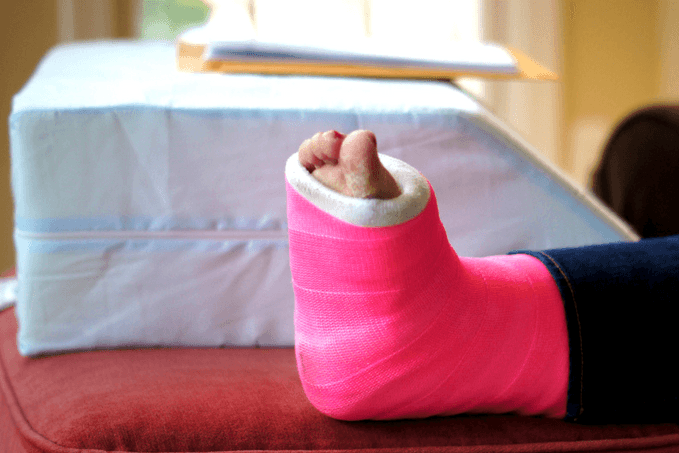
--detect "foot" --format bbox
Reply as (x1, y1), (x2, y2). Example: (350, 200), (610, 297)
(286, 165), (570, 420)
(286, 144), (570, 421)
(298, 130), (402, 199)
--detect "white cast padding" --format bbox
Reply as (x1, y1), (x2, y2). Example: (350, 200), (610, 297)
(285, 152), (430, 227)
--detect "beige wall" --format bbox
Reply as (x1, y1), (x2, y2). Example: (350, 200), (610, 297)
(482, 0), (563, 167)
(561, 0), (664, 188)
(482, 0), (673, 190)
(657, 0), (679, 99)
(57, 0), (140, 41)
(0, 1), (60, 272)
(0, 1), (138, 272)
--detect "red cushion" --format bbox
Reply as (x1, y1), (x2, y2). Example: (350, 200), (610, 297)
(1, 308), (678, 452)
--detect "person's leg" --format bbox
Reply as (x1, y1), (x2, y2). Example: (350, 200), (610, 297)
(286, 130), (569, 421)
(515, 238), (679, 424)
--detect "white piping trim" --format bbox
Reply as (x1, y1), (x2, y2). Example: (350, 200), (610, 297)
(452, 80), (639, 242)
(14, 229), (288, 241)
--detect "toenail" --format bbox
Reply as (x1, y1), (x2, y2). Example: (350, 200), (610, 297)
(367, 132), (377, 145)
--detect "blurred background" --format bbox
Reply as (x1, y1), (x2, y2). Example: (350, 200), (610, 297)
(1, 0), (677, 270)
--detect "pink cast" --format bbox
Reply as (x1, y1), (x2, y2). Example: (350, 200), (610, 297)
(287, 179), (570, 420)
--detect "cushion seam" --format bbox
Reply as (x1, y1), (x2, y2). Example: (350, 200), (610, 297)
(0, 311), (105, 453)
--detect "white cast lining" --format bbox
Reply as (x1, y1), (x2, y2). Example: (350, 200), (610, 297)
(285, 152), (431, 227)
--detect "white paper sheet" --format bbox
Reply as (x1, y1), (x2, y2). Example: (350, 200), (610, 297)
(204, 37), (518, 74)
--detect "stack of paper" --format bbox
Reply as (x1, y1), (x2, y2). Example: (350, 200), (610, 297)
(176, 26), (556, 80)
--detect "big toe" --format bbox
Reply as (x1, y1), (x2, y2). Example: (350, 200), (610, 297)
(340, 130), (401, 199)
(339, 130), (376, 167)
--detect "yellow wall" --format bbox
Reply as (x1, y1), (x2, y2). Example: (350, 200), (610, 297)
(561, 0), (665, 186)
(0, 1), (59, 271)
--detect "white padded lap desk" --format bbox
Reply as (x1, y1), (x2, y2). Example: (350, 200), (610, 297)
(9, 41), (636, 356)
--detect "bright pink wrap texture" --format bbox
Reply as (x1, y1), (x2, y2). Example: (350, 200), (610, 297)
(286, 179), (569, 421)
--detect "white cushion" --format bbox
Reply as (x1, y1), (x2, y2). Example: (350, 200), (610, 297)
(9, 41), (635, 356)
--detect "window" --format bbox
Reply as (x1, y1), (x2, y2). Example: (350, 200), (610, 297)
(139, 0), (482, 97)
(141, 0), (210, 40)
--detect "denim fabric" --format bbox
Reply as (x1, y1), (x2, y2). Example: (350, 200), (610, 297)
(511, 236), (679, 424)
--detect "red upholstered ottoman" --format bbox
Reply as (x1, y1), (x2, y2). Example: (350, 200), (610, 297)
(1, 308), (678, 453)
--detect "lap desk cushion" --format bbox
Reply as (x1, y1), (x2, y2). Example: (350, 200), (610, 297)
(9, 41), (635, 356)
(1, 309), (678, 453)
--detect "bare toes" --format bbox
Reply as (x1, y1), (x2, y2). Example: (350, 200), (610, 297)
(298, 130), (345, 172)
(298, 139), (324, 172)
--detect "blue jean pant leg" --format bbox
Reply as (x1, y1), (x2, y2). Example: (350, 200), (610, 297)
(511, 235), (679, 424)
